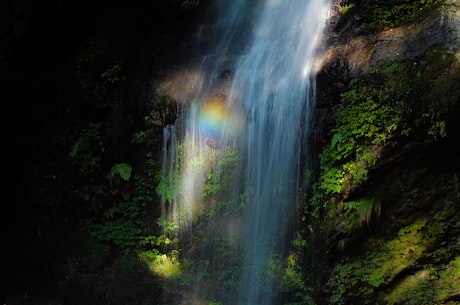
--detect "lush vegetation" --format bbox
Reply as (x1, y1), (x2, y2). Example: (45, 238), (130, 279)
(310, 45), (459, 219)
(299, 27), (460, 305)
(2, 0), (460, 304)
(1, 1), (198, 304)
(339, 0), (440, 31)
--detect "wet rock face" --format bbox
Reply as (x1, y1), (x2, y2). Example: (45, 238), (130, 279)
(312, 1), (460, 160)
(320, 2), (460, 78)
(311, 2), (460, 305)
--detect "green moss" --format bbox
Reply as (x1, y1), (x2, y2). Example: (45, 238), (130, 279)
(326, 220), (427, 304)
(310, 46), (460, 212)
(314, 83), (400, 199)
(451, 257), (460, 277)
(368, 268), (385, 287)
(309, 20), (460, 305)
(384, 258), (460, 304)
(339, 3), (355, 14)
(324, 171), (460, 304)
(359, 0), (439, 32)
(282, 254), (305, 292)
(341, 198), (381, 230)
(384, 269), (435, 304)
(139, 250), (182, 279)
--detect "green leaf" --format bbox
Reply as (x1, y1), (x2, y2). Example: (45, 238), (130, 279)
(70, 141), (80, 158)
(110, 163), (132, 181)
(331, 133), (341, 148)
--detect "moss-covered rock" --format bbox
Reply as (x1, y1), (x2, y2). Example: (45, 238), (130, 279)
(308, 1), (460, 304)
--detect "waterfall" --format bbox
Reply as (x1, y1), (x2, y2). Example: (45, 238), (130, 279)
(160, 0), (331, 304)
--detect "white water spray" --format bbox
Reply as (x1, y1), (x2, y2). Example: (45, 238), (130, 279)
(160, 0), (331, 304)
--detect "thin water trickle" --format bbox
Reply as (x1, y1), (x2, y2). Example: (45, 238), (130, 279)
(160, 0), (331, 304)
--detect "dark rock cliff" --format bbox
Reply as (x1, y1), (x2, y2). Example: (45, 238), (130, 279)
(311, 1), (460, 304)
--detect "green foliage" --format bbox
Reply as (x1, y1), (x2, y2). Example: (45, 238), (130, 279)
(75, 34), (127, 104)
(338, 87), (392, 144)
(155, 146), (243, 303)
(202, 149), (240, 200)
(101, 61), (126, 84)
(384, 262), (460, 304)
(82, 179), (150, 253)
(326, 260), (369, 303)
(312, 48), (460, 304)
(368, 268), (385, 288)
(83, 218), (143, 253)
(358, 0), (438, 31)
(138, 249), (182, 279)
(338, 3), (355, 14)
(131, 131), (147, 144)
(203, 171), (220, 197)
(281, 254), (306, 293)
(156, 173), (177, 205)
(428, 120), (447, 140)
(314, 80), (400, 202)
(157, 218), (179, 233)
(110, 163), (132, 181)
(139, 234), (172, 247)
(292, 232), (307, 248)
(318, 166), (344, 194)
(312, 44), (460, 305)
(342, 198), (381, 229)
(326, 187), (460, 305)
(78, 141), (160, 255)
(67, 27), (151, 257)
(450, 257), (460, 277)
(310, 47), (459, 217)
(327, 220), (427, 304)
(70, 122), (105, 176)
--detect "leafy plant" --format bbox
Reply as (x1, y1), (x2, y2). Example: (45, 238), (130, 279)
(70, 122), (105, 176)
(101, 61), (125, 84)
(338, 2), (355, 14)
(110, 163), (132, 181)
(359, 0), (438, 31)
(156, 173), (177, 205)
(315, 83), (398, 200)
(428, 120), (447, 140)
(281, 253), (306, 293)
(343, 198), (381, 229)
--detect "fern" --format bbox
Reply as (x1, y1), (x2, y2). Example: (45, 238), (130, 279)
(110, 163), (132, 181)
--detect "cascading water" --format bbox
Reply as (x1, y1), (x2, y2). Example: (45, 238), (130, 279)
(160, 0), (331, 304)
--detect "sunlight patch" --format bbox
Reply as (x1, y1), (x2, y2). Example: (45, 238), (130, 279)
(139, 251), (182, 279)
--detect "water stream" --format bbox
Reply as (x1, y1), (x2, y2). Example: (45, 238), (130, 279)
(160, 1), (331, 304)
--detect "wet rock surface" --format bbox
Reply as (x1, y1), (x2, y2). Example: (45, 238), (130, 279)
(312, 2), (460, 304)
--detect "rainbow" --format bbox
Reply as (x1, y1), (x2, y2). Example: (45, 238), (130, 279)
(197, 94), (245, 138)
